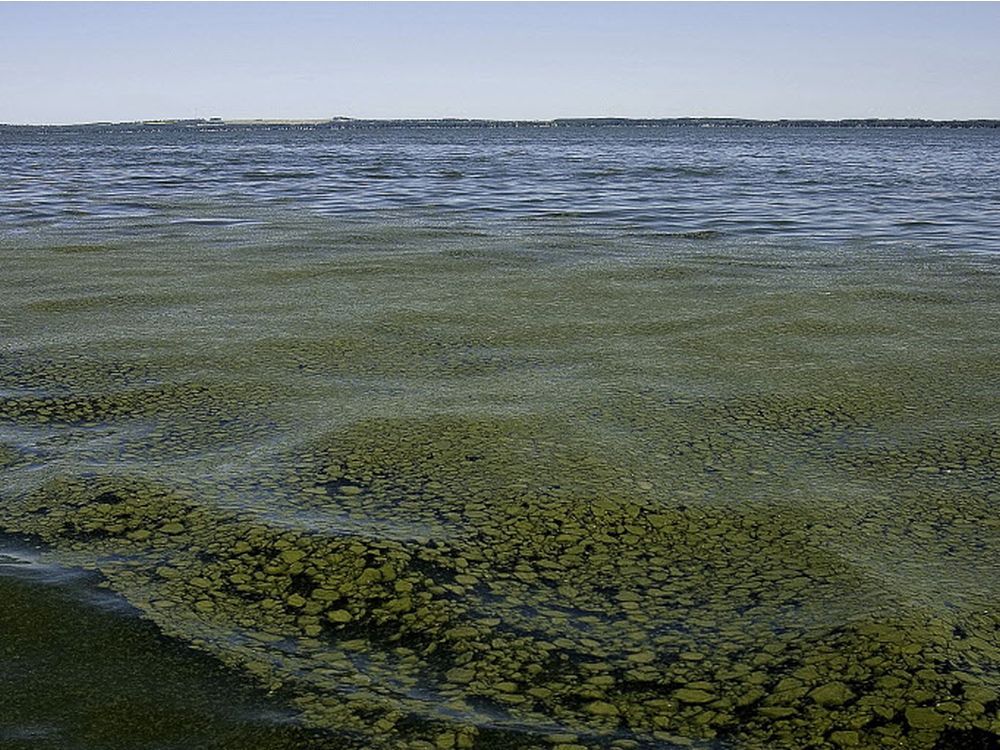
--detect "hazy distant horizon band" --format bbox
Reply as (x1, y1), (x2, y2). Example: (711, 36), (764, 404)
(4, 116), (1000, 129)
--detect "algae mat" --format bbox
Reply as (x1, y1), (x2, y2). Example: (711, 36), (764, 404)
(1, 229), (998, 749)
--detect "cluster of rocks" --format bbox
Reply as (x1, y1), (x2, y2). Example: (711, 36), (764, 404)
(1, 408), (996, 749)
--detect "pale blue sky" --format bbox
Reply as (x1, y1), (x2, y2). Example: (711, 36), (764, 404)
(1, 2), (998, 124)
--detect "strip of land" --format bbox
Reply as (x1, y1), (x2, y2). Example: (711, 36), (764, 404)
(2, 117), (999, 129)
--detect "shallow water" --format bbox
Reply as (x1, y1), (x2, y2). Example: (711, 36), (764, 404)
(0, 533), (330, 750)
(1, 125), (998, 749)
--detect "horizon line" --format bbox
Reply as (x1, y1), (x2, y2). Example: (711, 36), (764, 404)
(4, 115), (1000, 128)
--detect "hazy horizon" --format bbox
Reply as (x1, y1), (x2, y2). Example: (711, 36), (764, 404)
(5, 114), (1000, 128)
(1, 2), (999, 125)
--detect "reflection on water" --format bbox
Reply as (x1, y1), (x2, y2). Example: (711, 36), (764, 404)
(1, 221), (997, 749)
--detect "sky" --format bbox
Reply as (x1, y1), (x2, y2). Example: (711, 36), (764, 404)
(1, 2), (998, 124)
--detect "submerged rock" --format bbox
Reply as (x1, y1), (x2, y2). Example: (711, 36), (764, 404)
(809, 681), (855, 707)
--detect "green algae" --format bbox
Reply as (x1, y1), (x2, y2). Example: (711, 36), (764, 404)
(1, 235), (998, 749)
(0, 443), (18, 468)
(4, 413), (998, 749)
(0, 537), (334, 750)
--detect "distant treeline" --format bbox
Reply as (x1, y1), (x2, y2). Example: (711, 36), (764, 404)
(3, 117), (999, 130)
(551, 117), (1000, 129)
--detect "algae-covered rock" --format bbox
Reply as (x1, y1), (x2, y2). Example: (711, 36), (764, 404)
(809, 681), (855, 707)
(905, 707), (946, 730)
(585, 700), (619, 717)
(674, 689), (715, 705)
(829, 730), (860, 747)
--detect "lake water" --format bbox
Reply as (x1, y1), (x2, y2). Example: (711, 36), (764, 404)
(1, 124), (998, 750)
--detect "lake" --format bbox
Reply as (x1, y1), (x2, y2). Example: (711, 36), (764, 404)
(1, 123), (998, 750)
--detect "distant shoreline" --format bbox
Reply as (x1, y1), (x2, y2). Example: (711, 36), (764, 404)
(2, 116), (999, 129)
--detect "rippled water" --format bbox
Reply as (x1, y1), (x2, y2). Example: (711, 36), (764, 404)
(2, 124), (999, 249)
(1, 125), (998, 750)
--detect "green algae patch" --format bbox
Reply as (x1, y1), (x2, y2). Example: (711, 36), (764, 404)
(0, 443), (19, 468)
(1, 240), (998, 749)
(3, 412), (999, 749)
(808, 682), (855, 707)
(906, 707), (947, 731)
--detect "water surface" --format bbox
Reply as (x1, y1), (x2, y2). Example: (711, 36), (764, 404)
(1, 125), (998, 750)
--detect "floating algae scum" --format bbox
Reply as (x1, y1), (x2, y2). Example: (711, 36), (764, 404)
(0, 226), (998, 750)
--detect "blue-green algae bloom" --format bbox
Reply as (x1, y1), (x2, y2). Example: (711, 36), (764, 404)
(1, 229), (998, 750)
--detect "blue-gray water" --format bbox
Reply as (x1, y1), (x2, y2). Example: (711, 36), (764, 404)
(3, 125), (999, 250)
(1, 125), (998, 750)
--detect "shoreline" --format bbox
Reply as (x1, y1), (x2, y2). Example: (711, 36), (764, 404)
(3, 116), (1000, 130)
